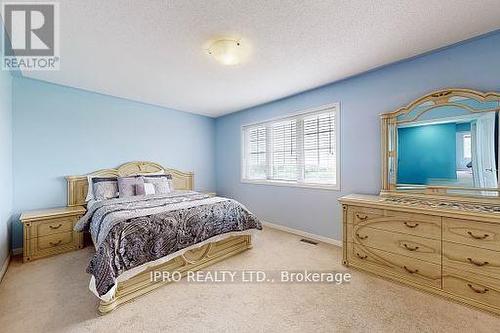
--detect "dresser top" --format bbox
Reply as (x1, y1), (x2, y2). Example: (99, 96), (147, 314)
(20, 206), (86, 222)
(339, 194), (500, 222)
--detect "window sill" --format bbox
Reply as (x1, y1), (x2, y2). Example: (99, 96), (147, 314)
(241, 179), (340, 191)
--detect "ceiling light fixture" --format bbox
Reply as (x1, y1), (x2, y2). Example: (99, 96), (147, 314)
(206, 39), (248, 66)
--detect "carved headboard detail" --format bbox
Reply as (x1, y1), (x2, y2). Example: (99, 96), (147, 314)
(66, 161), (194, 207)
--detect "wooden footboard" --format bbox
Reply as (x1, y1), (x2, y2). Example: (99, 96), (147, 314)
(98, 235), (252, 314)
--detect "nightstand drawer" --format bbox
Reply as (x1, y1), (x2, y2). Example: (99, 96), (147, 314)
(26, 232), (80, 261)
(29, 216), (75, 238)
(35, 232), (74, 250)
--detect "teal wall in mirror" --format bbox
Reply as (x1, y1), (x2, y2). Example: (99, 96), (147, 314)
(384, 87), (500, 196)
(397, 111), (498, 190)
(398, 123), (457, 184)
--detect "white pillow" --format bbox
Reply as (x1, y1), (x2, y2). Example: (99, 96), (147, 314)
(144, 183), (156, 195)
(85, 176), (95, 202)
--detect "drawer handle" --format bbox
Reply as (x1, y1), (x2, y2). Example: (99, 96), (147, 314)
(467, 231), (489, 240)
(467, 258), (489, 267)
(403, 266), (419, 274)
(467, 283), (489, 294)
(355, 232), (368, 240)
(355, 214), (368, 221)
(49, 240), (62, 246)
(356, 253), (368, 260)
(403, 243), (419, 251)
(49, 223), (63, 230)
(403, 222), (419, 229)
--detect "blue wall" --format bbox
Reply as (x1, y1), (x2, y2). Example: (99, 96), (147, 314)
(7, 31), (500, 250)
(215, 31), (500, 241)
(398, 123), (457, 184)
(0, 67), (12, 264)
(11, 78), (216, 250)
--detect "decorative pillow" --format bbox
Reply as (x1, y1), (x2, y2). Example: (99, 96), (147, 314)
(86, 176), (118, 201)
(143, 174), (172, 194)
(93, 180), (119, 200)
(136, 182), (157, 196)
(135, 183), (145, 196)
(117, 176), (144, 198)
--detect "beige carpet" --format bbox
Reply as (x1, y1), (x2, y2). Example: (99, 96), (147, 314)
(0, 227), (499, 333)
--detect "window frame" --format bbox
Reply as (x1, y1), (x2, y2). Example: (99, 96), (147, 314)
(240, 103), (341, 191)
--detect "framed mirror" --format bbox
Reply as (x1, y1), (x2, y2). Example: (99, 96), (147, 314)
(381, 89), (500, 198)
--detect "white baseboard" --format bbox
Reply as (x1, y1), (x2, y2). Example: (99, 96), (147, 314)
(0, 254), (10, 283)
(11, 248), (22, 256)
(262, 221), (342, 247)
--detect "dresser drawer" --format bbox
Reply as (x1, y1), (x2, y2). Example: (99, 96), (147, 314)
(347, 206), (384, 224)
(355, 210), (441, 240)
(443, 241), (500, 279)
(347, 224), (441, 264)
(28, 216), (75, 238)
(443, 218), (500, 251)
(348, 243), (441, 288)
(443, 268), (500, 311)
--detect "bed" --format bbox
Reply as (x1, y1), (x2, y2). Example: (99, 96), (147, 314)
(66, 161), (262, 314)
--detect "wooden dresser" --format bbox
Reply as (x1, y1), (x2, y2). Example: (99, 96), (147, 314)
(20, 206), (86, 262)
(340, 194), (500, 316)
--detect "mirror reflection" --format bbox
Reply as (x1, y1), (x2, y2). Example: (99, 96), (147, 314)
(397, 106), (499, 190)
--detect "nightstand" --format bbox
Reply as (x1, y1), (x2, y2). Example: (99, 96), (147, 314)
(20, 206), (86, 262)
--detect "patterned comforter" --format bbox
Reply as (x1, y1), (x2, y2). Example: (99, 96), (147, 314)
(75, 191), (262, 297)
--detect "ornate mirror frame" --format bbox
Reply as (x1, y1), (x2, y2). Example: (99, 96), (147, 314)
(380, 88), (500, 201)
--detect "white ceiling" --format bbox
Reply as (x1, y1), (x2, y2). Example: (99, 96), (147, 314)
(18, 0), (500, 117)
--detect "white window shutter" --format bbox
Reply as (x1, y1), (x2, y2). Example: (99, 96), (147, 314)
(271, 119), (297, 181)
(244, 126), (267, 180)
(303, 111), (336, 184)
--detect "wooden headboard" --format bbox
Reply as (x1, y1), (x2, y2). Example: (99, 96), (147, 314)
(66, 161), (194, 207)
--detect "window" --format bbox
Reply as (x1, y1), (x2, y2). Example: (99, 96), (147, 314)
(241, 104), (340, 189)
(463, 134), (471, 159)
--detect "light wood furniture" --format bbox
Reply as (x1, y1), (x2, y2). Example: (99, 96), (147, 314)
(340, 194), (500, 316)
(99, 235), (252, 314)
(341, 88), (500, 316)
(66, 161), (195, 207)
(66, 161), (252, 315)
(20, 206), (85, 262)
